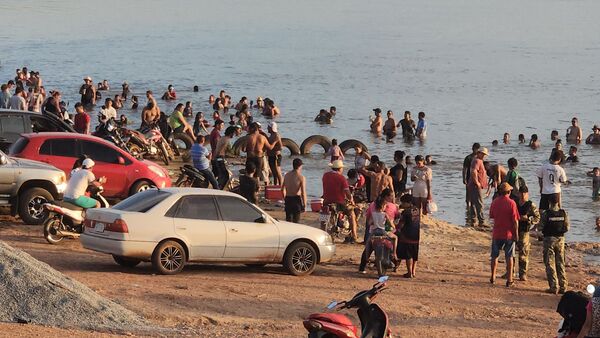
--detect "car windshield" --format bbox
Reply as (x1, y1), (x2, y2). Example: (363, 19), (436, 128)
(112, 189), (171, 213)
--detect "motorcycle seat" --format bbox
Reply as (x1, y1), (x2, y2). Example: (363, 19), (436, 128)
(57, 201), (84, 211)
(307, 313), (355, 329)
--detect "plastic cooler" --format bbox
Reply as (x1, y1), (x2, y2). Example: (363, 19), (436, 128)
(265, 185), (284, 201)
(310, 199), (324, 212)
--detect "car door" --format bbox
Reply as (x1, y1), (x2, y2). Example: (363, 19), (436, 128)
(37, 138), (79, 174)
(80, 140), (128, 197)
(171, 195), (226, 260)
(216, 196), (279, 260)
(0, 114), (27, 152)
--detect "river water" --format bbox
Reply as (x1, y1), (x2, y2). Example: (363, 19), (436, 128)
(1, 0), (600, 241)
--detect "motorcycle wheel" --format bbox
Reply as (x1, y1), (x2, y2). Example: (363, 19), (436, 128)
(374, 245), (387, 277)
(176, 179), (193, 187)
(127, 143), (143, 159)
(159, 142), (170, 165)
(43, 217), (64, 245)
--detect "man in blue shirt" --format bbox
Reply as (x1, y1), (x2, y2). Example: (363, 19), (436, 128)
(190, 135), (220, 189)
(416, 111), (427, 139)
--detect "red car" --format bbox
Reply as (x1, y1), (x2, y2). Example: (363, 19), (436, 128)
(10, 132), (171, 198)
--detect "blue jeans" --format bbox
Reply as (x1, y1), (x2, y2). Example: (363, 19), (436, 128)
(197, 168), (220, 189)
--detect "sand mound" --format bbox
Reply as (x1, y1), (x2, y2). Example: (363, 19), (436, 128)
(0, 241), (148, 332)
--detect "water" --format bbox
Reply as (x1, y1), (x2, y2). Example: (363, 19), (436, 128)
(1, 0), (600, 241)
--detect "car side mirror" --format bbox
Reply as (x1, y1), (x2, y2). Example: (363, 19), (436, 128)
(0, 155), (7, 165)
(254, 215), (267, 223)
(117, 156), (125, 165)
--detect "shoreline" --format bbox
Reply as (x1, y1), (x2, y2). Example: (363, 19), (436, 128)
(0, 202), (597, 337)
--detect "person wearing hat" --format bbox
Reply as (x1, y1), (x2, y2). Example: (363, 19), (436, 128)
(370, 108), (383, 135)
(516, 185), (540, 281)
(467, 147), (489, 226)
(489, 182), (519, 287)
(267, 121), (283, 185)
(322, 160), (358, 243)
(539, 195), (569, 294)
(79, 76), (96, 108)
(585, 125), (600, 145)
(281, 158), (307, 223)
(64, 159), (106, 209)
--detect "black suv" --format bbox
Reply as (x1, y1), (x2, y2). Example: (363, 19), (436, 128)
(0, 109), (75, 152)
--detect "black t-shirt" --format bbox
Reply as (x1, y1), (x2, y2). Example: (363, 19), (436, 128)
(463, 153), (475, 182)
(239, 175), (259, 204)
(400, 119), (415, 138)
(398, 207), (421, 242)
(390, 163), (407, 191)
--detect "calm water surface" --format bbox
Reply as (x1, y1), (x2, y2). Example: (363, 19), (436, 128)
(1, 0), (600, 241)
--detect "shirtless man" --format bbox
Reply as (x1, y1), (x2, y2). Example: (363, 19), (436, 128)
(141, 91), (160, 128)
(243, 122), (274, 180)
(586, 125), (600, 145)
(383, 110), (397, 143)
(370, 108), (383, 135)
(566, 117), (582, 144)
(267, 122), (283, 185)
(281, 158), (307, 223)
(359, 161), (395, 202)
(486, 162), (507, 197)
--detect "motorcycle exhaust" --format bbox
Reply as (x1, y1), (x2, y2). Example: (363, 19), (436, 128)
(56, 230), (81, 239)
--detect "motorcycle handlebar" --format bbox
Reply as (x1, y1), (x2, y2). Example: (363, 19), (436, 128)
(339, 281), (387, 310)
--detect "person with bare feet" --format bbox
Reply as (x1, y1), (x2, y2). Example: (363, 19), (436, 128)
(489, 182), (519, 287)
(243, 122), (274, 180)
(281, 158), (307, 223)
(396, 194), (421, 278)
(267, 122), (283, 185)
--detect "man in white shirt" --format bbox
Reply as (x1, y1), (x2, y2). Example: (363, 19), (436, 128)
(8, 87), (27, 110)
(99, 98), (117, 123)
(536, 150), (567, 211)
(64, 159), (105, 208)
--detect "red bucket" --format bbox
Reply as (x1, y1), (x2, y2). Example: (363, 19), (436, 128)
(310, 199), (323, 212)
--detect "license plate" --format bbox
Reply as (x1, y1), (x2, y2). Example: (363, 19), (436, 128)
(94, 222), (105, 233)
(319, 213), (331, 222)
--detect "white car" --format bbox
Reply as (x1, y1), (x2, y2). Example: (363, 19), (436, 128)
(81, 188), (335, 276)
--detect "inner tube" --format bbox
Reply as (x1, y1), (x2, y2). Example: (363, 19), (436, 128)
(231, 135), (248, 156)
(172, 132), (193, 150)
(300, 135), (332, 155)
(281, 138), (301, 155)
(339, 139), (368, 154)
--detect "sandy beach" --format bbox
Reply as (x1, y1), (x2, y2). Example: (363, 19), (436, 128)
(0, 202), (596, 337)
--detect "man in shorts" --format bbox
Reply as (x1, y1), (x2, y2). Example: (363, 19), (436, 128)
(463, 143), (480, 208)
(267, 122), (283, 185)
(489, 182), (519, 287)
(281, 158), (307, 223)
(322, 160), (357, 243)
(64, 159), (105, 209)
(536, 150), (568, 211)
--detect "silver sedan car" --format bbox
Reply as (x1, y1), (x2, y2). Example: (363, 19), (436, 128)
(81, 188), (335, 276)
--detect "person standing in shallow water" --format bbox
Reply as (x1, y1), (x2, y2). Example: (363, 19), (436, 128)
(468, 147), (489, 226)
(79, 76), (96, 109)
(415, 112), (427, 139)
(463, 143), (480, 209)
(398, 111), (415, 140)
(566, 117), (582, 144)
(383, 110), (397, 143)
(370, 108), (383, 135)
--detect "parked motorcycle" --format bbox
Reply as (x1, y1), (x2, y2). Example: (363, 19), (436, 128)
(304, 276), (392, 338)
(124, 125), (172, 165)
(319, 203), (352, 242)
(175, 164), (237, 191)
(42, 185), (109, 244)
(93, 119), (130, 152)
(370, 233), (395, 277)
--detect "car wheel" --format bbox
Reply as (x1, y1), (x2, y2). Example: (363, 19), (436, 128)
(152, 240), (186, 275)
(112, 255), (142, 268)
(129, 180), (153, 196)
(284, 241), (317, 276)
(19, 187), (53, 225)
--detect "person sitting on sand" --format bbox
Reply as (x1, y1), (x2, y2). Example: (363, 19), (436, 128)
(566, 117), (582, 144)
(370, 108), (383, 135)
(314, 109), (332, 124)
(396, 193), (421, 278)
(585, 125), (600, 145)
(529, 134), (540, 149)
(518, 134), (526, 144)
(383, 110), (397, 143)
(566, 146), (579, 163)
(503, 133), (510, 144)
(161, 85), (176, 100)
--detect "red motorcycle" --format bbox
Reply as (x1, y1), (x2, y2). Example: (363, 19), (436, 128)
(304, 276), (392, 338)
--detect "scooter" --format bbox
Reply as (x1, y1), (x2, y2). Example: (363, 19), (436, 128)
(319, 203), (352, 242)
(42, 185), (109, 244)
(304, 276), (392, 338)
(370, 233), (394, 277)
(175, 164), (209, 188)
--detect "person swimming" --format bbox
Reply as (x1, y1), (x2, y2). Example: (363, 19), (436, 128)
(425, 155), (437, 165)
(551, 130), (559, 141)
(529, 134), (540, 149)
(518, 134), (526, 144)
(503, 133), (510, 144)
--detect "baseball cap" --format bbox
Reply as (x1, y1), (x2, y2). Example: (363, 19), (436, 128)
(82, 158), (95, 169)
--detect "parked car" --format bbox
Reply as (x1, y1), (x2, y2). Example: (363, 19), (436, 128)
(9, 132), (171, 199)
(80, 188), (335, 276)
(0, 109), (75, 152)
(0, 149), (67, 224)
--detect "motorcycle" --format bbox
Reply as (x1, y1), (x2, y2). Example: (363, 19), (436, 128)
(42, 185), (109, 244)
(320, 203), (352, 242)
(304, 276), (392, 338)
(124, 125), (173, 165)
(370, 233), (395, 277)
(175, 164), (238, 191)
(93, 119), (130, 152)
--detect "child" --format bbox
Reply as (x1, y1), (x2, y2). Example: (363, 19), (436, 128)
(347, 169), (366, 203)
(371, 195), (398, 261)
(396, 194), (421, 278)
(505, 157), (520, 200)
(587, 167), (600, 200)
(327, 139), (344, 162)
(566, 146), (579, 163)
